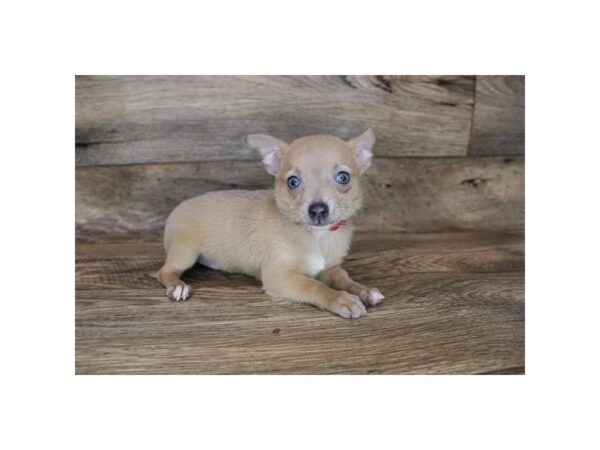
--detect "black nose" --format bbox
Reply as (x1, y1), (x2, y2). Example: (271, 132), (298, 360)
(308, 202), (329, 223)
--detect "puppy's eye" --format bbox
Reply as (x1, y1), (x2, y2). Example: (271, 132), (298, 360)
(287, 175), (301, 189)
(335, 171), (351, 185)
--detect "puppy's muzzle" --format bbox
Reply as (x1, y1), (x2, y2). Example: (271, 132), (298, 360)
(308, 202), (329, 225)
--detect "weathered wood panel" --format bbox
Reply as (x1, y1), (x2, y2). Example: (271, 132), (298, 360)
(469, 75), (525, 155)
(76, 75), (475, 166)
(361, 155), (524, 232)
(75, 233), (524, 374)
(75, 156), (524, 242)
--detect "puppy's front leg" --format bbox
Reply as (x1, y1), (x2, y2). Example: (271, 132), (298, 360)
(318, 265), (384, 306)
(262, 268), (367, 319)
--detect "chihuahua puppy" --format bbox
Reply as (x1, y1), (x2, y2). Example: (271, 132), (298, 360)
(153, 129), (384, 318)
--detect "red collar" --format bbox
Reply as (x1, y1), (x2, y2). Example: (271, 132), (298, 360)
(329, 220), (348, 231)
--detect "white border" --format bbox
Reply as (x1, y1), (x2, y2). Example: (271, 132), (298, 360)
(3, 0), (600, 448)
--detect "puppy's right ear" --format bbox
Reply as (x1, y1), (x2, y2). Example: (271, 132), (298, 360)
(244, 134), (288, 175)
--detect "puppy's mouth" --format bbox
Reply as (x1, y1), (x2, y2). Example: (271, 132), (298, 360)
(306, 216), (335, 228)
(308, 220), (348, 231)
(309, 222), (332, 230)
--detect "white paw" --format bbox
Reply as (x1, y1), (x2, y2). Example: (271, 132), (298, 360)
(359, 288), (385, 306)
(167, 283), (192, 301)
(328, 293), (367, 319)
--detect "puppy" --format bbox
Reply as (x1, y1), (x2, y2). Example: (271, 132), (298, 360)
(153, 129), (384, 319)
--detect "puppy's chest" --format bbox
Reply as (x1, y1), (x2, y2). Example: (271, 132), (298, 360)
(302, 230), (351, 277)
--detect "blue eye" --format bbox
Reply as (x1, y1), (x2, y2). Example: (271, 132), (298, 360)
(287, 175), (301, 189)
(335, 171), (351, 185)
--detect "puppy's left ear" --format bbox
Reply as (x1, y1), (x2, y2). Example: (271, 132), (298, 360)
(244, 134), (288, 176)
(348, 128), (376, 173)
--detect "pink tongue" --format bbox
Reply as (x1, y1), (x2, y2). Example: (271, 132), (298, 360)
(329, 220), (347, 231)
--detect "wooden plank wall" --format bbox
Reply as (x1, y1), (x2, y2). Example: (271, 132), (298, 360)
(469, 76), (525, 155)
(75, 75), (525, 242)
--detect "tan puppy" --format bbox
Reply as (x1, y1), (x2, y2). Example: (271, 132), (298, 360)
(153, 129), (384, 319)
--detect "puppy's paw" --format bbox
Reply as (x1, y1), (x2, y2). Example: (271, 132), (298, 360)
(166, 282), (192, 301)
(358, 288), (385, 306)
(328, 292), (367, 319)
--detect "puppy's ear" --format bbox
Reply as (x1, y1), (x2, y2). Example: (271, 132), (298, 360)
(348, 128), (376, 173)
(244, 134), (288, 175)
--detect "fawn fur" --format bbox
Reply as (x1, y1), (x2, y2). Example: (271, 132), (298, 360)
(153, 129), (384, 319)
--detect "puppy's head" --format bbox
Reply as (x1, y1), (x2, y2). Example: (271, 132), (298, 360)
(245, 130), (376, 229)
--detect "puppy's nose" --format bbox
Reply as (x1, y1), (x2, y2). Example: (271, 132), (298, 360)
(308, 202), (329, 224)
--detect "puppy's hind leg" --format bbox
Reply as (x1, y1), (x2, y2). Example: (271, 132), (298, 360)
(154, 243), (199, 301)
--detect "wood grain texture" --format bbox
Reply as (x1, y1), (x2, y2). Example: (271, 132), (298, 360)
(76, 75), (475, 166)
(75, 156), (524, 242)
(469, 75), (525, 155)
(75, 232), (524, 374)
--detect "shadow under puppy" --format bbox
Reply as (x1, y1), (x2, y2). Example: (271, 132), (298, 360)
(153, 129), (384, 319)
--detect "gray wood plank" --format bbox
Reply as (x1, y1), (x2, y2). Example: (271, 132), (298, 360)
(76, 275), (524, 375)
(469, 75), (525, 155)
(75, 156), (524, 242)
(76, 75), (475, 165)
(75, 234), (524, 374)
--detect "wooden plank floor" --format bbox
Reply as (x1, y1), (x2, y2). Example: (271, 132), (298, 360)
(76, 232), (524, 374)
